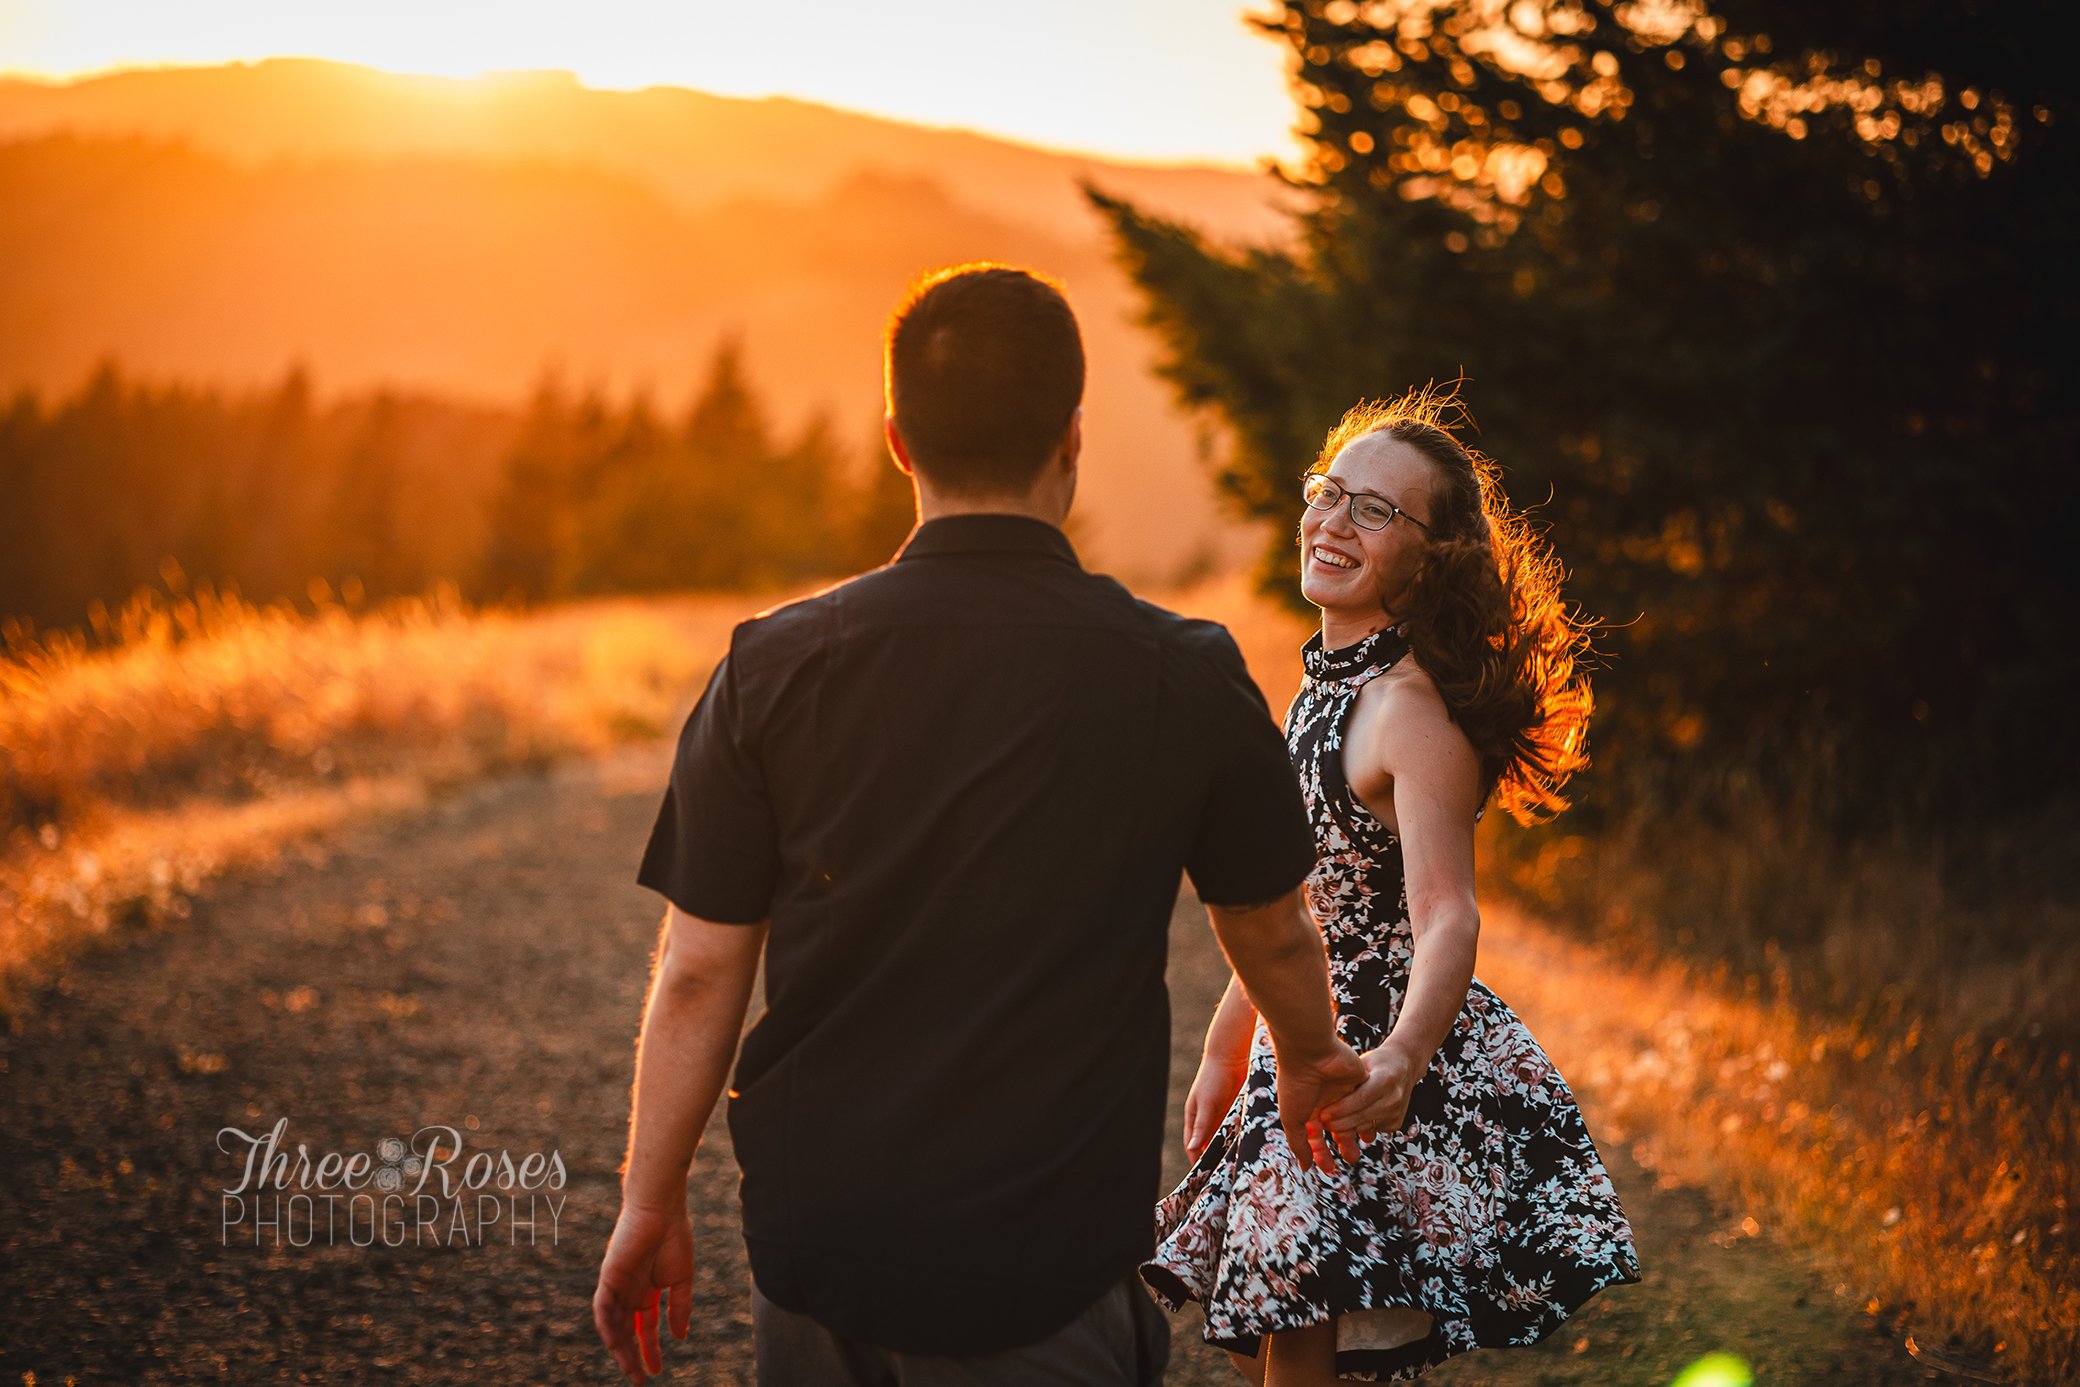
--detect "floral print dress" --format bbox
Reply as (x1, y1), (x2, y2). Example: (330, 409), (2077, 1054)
(1143, 626), (1641, 1380)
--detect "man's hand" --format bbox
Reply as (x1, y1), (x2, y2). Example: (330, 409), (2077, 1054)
(1319, 1038), (1423, 1155)
(1271, 1036), (1367, 1172)
(597, 907), (765, 1382)
(593, 1202), (696, 1386)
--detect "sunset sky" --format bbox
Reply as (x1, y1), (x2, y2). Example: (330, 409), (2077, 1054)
(0, 0), (1301, 165)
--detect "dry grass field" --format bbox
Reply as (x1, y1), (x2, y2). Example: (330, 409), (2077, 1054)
(0, 580), (753, 1006)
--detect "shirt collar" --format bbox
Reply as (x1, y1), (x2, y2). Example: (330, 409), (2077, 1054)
(895, 514), (1081, 567)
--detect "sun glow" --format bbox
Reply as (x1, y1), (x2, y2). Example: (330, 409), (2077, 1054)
(0, 0), (1299, 165)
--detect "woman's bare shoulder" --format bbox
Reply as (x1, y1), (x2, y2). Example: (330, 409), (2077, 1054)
(1369, 656), (1451, 723)
(1359, 657), (1478, 770)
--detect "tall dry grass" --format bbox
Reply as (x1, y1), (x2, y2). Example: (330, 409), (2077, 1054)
(1487, 791), (2080, 1386)
(1171, 576), (2078, 1386)
(0, 581), (751, 1004)
(1476, 886), (2077, 1386)
(1492, 751), (2080, 1058)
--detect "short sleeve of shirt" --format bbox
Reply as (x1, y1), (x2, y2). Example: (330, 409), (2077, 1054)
(635, 635), (779, 924)
(1178, 625), (1317, 908)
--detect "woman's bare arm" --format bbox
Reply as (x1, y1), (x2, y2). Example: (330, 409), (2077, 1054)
(1323, 668), (1483, 1138)
(1180, 973), (1262, 1159)
(1200, 972), (1259, 1072)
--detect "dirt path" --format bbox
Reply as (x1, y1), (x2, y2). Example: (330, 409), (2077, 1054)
(0, 739), (1925, 1385)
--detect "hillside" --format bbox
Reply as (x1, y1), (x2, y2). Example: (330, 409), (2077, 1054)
(0, 60), (1308, 580)
(0, 59), (1299, 244)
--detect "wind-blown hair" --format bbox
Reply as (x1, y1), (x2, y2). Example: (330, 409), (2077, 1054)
(1311, 386), (1593, 823)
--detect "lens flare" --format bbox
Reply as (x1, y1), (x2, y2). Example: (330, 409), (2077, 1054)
(1669, 1353), (1754, 1387)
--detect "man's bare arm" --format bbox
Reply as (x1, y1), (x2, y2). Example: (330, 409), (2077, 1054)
(1205, 888), (1364, 1169)
(1199, 973), (1259, 1073)
(620, 905), (767, 1207)
(593, 906), (766, 1386)
(1205, 889), (1338, 1059)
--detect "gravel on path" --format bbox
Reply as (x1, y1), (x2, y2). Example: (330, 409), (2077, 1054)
(1, 743), (1919, 1385)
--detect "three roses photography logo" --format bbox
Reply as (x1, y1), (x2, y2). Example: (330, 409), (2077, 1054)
(218, 1116), (567, 1248)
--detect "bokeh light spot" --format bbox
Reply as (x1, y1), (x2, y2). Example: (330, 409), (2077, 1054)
(1670, 1353), (1754, 1387)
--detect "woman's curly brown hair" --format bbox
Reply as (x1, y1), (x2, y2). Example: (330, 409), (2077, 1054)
(1310, 385), (1594, 824)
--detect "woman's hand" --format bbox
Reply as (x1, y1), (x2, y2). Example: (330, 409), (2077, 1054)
(1320, 1037), (1424, 1144)
(1183, 1056), (1249, 1161)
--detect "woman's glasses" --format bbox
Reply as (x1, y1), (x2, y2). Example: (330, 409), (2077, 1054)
(1302, 474), (1430, 532)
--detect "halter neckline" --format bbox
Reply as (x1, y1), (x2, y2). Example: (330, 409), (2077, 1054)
(1301, 624), (1411, 686)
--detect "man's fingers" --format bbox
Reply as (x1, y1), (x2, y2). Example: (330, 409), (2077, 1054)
(592, 1286), (629, 1362)
(1307, 1120), (1342, 1171)
(1282, 1111), (1317, 1171)
(628, 1309), (652, 1386)
(638, 1294), (664, 1374)
(593, 1285), (644, 1385)
(669, 1277), (694, 1341)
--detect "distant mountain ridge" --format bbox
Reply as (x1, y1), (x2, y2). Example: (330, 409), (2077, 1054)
(0, 59), (1297, 244)
(0, 59), (1303, 581)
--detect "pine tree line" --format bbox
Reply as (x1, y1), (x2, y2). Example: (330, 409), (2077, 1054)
(0, 344), (915, 638)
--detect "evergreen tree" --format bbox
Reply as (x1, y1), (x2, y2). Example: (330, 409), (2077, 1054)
(842, 418), (918, 571)
(40, 362), (133, 623)
(0, 387), (46, 630)
(767, 409), (856, 578)
(1091, 0), (2077, 816)
(324, 391), (409, 599)
(181, 466), (247, 593)
(602, 391), (668, 490)
(236, 365), (317, 600)
(681, 337), (771, 469)
(568, 339), (781, 593)
(2, 349), (902, 632)
(479, 373), (583, 603)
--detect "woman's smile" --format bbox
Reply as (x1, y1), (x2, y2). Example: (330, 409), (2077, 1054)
(1299, 434), (1436, 625)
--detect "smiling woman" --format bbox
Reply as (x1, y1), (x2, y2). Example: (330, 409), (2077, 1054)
(1305, 387), (1594, 825)
(0, 0), (1298, 165)
(1145, 384), (1636, 1383)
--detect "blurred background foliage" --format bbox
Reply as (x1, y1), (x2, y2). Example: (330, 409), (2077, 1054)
(0, 340), (914, 639)
(1093, 0), (2078, 1041)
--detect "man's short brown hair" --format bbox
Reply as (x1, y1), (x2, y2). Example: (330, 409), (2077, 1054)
(885, 264), (1085, 495)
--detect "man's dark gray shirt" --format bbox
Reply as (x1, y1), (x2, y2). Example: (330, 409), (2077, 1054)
(637, 513), (1315, 1356)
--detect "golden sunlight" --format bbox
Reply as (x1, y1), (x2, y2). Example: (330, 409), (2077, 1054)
(0, 0), (1298, 164)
